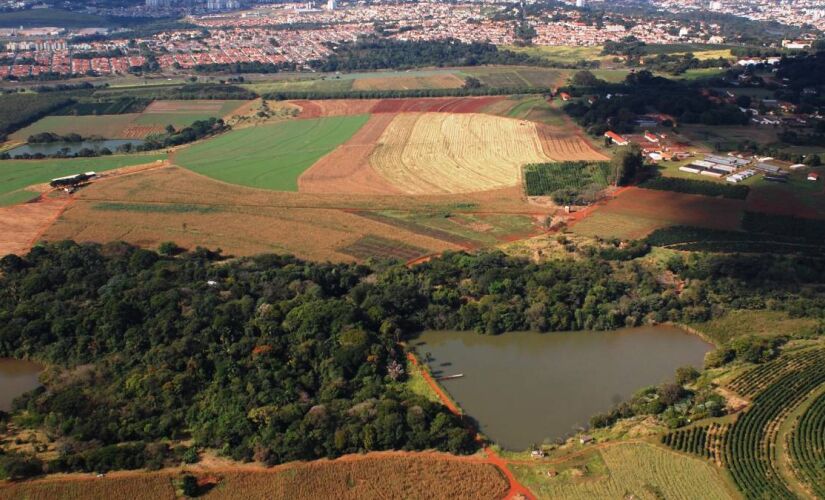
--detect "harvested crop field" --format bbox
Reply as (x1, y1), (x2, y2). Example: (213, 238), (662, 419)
(370, 112), (551, 194)
(174, 115), (369, 191)
(298, 113), (401, 194)
(536, 124), (609, 161)
(339, 234), (428, 261)
(0, 193), (71, 256)
(352, 74), (465, 91)
(0, 453), (508, 500)
(571, 187), (745, 239)
(41, 167), (464, 261)
(141, 100), (245, 115)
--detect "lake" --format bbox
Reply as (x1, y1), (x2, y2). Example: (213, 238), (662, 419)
(0, 359), (43, 412)
(415, 326), (712, 450)
(9, 139), (145, 157)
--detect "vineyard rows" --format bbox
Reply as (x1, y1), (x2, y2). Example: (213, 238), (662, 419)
(522, 161), (613, 197)
(727, 349), (825, 398)
(662, 422), (728, 466)
(788, 390), (825, 498)
(723, 350), (825, 499)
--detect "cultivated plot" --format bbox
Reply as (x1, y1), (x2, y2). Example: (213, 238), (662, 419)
(174, 115), (370, 191)
(369, 112), (552, 194)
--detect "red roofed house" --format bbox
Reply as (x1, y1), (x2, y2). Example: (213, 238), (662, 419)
(560, 92), (571, 101)
(644, 131), (659, 143)
(808, 172), (820, 182)
(604, 131), (629, 146)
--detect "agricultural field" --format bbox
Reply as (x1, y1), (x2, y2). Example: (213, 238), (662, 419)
(690, 310), (820, 344)
(571, 187), (745, 240)
(504, 45), (609, 65)
(523, 161), (614, 197)
(788, 390), (825, 497)
(338, 234), (428, 261)
(0, 153), (166, 198)
(174, 115), (369, 191)
(369, 112), (552, 194)
(746, 172), (825, 219)
(722, 349), (825, 499)
(352, 73), (465, 91)
(0, 192), (72, 256)
(40, 166), (471, 261)
(511, 442), (734, 500)
(463, 67), (567, 89)
(244, 77), (355, 94)
(0, 454), (508, 500)
(9, 100), (246, 141)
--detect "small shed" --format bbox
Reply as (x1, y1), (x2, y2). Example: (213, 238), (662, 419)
(580, 435), (595, 445)
(808, 172), (820, 182)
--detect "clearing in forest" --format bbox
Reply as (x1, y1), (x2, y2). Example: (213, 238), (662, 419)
(369, 112), (552, 194)
(174, 115), (370, 191)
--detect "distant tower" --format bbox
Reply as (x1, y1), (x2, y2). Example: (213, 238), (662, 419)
(576, 0), (586, 7)
(326, 0), (335, 10)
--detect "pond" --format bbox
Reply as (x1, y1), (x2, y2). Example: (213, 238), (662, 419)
(415, 326), (712, 450)
(8, 139), (145, 157)
(0, 359), (43, 412)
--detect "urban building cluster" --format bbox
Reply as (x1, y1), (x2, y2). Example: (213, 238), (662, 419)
(651, 0), (825, 31)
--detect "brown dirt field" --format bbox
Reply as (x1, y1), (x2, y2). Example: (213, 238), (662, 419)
(370, 97), (505, 114)
(745, 184), (824, 218)
(0, 453), (508, 500)
(291, 99), (379, 118)
(571, 187), (745, 239)
(0, 193), (72, 257)
(40, 167), (468, 261)
(298, 113), (401, 195)
(535, 124), (609, 161)
(352, 74), (465, 91)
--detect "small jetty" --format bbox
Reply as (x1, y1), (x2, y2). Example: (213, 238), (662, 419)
(436, 374), (464, 381)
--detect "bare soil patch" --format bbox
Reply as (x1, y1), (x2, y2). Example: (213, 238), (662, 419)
(291, 99), (379, 118)
(536, 124), (609, 161)
(0, 193), (72, 256)
(298, 113), (400, 195)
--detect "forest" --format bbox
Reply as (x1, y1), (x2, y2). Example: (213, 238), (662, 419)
(0, 240), (824, 478)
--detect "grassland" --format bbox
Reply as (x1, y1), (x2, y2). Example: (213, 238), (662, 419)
(511, 442), (735, 500)
(571, 187), (745, 240)
(690, 310), (820, 344)
(463, 67), (567, 89)
(370, 112), (551, 194)
(505, 45), (608, 65)
(0, 189), (39, 207)
(174, 115), (369, 191)
(0, 154), (166, 197)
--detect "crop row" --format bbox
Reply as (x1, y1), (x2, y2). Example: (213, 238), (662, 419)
(723, 352), (825, 499)
(727, 349), (825, 398)
(788, 390), (825, 498)
(662, 423), (728, 465)
(522, 161), (613, 197)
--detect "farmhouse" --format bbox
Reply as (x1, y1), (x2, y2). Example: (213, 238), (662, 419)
(643, 131), (659, 143)
(809, 173), (820, 182)
(604, 131), (629, 146)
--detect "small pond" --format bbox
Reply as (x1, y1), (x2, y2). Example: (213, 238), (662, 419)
(416, 326), (712, 450)
(0, 359), (43, 412)
(9, 139), (145, 157)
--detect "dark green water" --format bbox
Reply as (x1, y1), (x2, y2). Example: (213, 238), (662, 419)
(416, 326), (712, 450)
(0, 359), (42, 412)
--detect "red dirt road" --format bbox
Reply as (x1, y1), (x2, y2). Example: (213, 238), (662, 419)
(407, 352), (536, 500)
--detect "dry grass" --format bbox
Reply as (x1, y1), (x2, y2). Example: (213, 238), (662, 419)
(536, 124), (609, 161)
(0, 454), (507, 500)
(0, 193), (71, 256)
(369, 113), (552, 194)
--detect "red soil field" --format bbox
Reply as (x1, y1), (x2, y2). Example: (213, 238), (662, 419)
(745, 184), (824, 219)
(292, 97), (506, 117)
(298, 113), (401, 195)
(536, 124), (609, 161)
(370, 96), (504, 114)
(291, 99), (379, 118)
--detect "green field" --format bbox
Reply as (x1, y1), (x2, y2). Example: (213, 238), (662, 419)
(505, 45), (608, 65)
(174, 115), (369, 191)
(523, 161), (614, 197)
(512, 442), (734, 500)
(10, 114), (141, 141)
(244, 78), (355, 94)
(465, 67), (566, 89)
(0, 189), (39, 207)
(0, 154), (166, 197)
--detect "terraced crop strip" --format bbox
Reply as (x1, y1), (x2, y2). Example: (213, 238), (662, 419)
(723, 349), (825, 499)
(788, 390), (825, 497)
(523, 161), (613, 197)
(727, 349), (825, 398)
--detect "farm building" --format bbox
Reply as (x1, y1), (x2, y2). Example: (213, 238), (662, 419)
(727, 169), (756, 183)
(704, 155), (751, 168)
(643, 131), (660, 143)
(49, 172), (96, 188)
(604, 131), (629, 146)
(809, 172), (820, 182)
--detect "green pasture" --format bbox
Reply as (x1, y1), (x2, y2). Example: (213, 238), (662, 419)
(174, 115), (369, 191)
(0, 153), (166, 198)
(10, 115), (140, 141)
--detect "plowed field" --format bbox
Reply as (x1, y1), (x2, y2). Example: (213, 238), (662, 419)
(536, 124), (609, 161)
(369, 113), (552, 194)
